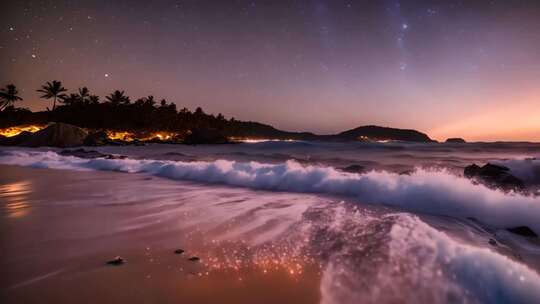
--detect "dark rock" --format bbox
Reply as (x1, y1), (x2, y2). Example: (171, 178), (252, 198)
(399, 170), (415, 175)
(145, 137), (166, 144)
(188, 256), (200, 261)
(21, 123), (88, 148)
(477, 163), (510, 177)
(339, 165), (365, 173)
(0, 131), (34, 146)
(84, 130), (110, 146)
(463, 163), (525, 191)
(131, 139), (146, 146)
(445, 138), (466, 143)
(105, 154), (127, 160)
(106, 256), (126, 265)
(60, 148), (107, 159)
(507, 226), (538, 238)
(488, 238), (497, 246)
(183, 128), (229, 145)
(59, 148), (126, 159)
(174, 249), (185, 254)
(464, 164), (481, 178)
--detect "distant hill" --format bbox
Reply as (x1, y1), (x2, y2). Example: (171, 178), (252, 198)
(331, 125), (434, 142)
(0, 105), (435, 143)
(445, 137), (466, 143)
(224, 123), (434, 142)
(221, 121), (319, 140)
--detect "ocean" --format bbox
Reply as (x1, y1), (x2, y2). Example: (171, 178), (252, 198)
(1, 141), (539, 303)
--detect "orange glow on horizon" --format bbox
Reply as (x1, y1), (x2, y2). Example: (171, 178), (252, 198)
(430, 97), (540, 142)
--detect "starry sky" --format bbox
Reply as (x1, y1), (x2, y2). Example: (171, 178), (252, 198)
(2, 0), (540, 141)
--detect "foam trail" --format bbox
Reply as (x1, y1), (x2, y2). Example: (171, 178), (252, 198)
(320, 213), (540, 304)
(1, 150), (539, 233)
(494, 158), (540, 185)
(390, 214), (540, 304)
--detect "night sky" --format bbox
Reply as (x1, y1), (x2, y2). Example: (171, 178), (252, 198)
(2, 0), (540, 141)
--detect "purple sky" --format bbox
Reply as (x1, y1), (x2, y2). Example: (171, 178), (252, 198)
(2, 0), (540, 141)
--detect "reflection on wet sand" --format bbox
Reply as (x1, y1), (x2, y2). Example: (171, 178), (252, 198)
(0, 181), (32, 218)
(2, 164), (540, 304)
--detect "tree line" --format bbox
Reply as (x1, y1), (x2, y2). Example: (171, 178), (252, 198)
(0, 82), (297, 139)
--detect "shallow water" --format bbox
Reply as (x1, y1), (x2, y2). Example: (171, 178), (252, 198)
(1, 141), (540, 303)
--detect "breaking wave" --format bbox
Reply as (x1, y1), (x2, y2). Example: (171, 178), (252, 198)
(319, 213), (540, 304)
(494, 158), (540, 185)
(1, 150), (539, 233)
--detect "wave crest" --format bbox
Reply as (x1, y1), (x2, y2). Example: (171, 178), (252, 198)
(1, 150), (539, 233)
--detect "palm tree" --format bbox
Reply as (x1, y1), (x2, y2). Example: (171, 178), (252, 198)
(78, 87), (90, 104)
(37, 80), (67, 111)
(105, 90), (130, 105)
(60, 93), (80, 106)
(0, 84), (23, 111)
(88, 95), (100, 105)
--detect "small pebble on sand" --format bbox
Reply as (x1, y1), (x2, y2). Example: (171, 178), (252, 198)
(107, 256), (126, 266)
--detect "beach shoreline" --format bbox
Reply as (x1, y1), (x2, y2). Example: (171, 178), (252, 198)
(1, 165), (324, 304)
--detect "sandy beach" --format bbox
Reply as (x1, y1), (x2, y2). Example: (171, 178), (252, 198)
(1, 143), (540, 303)
(1, 165), (324, 304)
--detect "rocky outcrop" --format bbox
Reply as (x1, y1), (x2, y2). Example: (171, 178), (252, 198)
(21, 123), (88, 148)
(445, 138), (466, 143)
(183, 128), (229, 145)
(464, 163), (525, 191)
(83, 130), (110, 146)
(339, 165), (365, 173)
(0, 131), (34, 146)
(59, 148), (126, 159)
(106, 256), (126, 266)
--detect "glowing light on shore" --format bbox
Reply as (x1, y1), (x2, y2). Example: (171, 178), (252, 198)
(356, 136), (393, 143)
(0, 125), (46, 137)
(228, 137), (297, 143)
(106, 130), (136, 141)
(106, 130), (176, 142)
(430, 97), (540, 142)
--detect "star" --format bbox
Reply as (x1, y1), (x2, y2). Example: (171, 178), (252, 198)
(402, 23), (408, 30)
(9, 26), (14, 31)
(31, 54), (36, 58)
(104, 73), (109, 77)
(399, 62), (407, 71)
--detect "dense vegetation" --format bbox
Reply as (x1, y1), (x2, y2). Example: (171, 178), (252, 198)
(0, 82), (309, 139)
(0, 82), (434, 142)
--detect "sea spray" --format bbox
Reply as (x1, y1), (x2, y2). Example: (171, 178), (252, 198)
(1, 150), (539, 234)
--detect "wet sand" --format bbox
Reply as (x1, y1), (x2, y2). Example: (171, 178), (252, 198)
(3, 158), (540, 303)
(0, 165), (322, 304)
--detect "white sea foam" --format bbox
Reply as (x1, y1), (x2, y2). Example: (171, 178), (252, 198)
(389, 214), (540, 303)
(1, 150), (539, 233)
(494, 158), (540, 185)
(320, 213), (540, 304)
